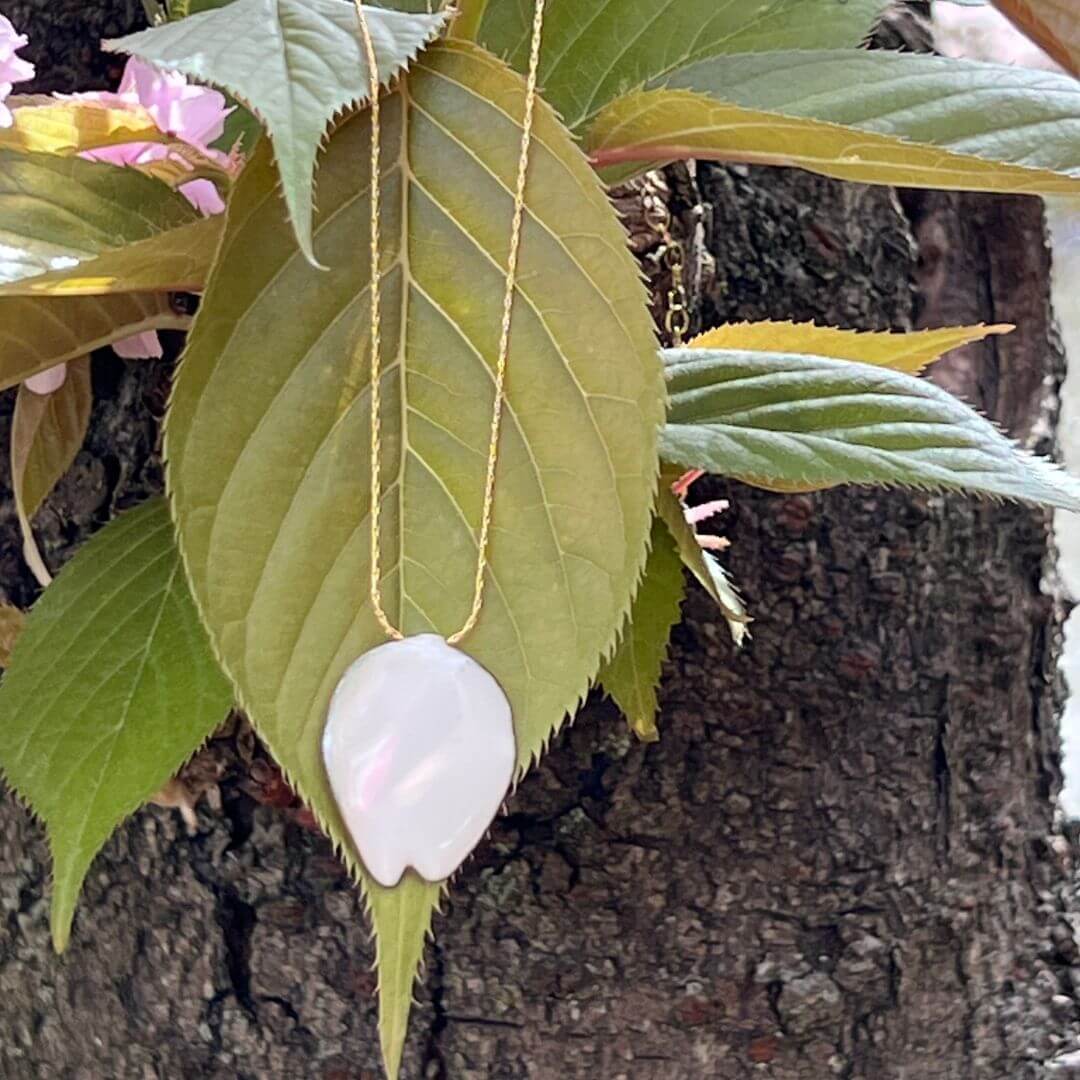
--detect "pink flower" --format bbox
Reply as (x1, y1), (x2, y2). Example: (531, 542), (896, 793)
(73, 58), (233, 358)
(0, 14), (35, 128)
(77, 58), (232, 216)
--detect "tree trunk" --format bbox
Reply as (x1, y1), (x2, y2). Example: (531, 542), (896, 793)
(3, 6), (1079, 1079)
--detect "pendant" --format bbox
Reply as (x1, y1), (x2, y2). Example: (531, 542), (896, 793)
(322, 634), (516, 887)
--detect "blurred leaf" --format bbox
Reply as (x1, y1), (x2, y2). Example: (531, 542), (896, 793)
(0, 98), (168, 156)
(599, 517), (685, 741)
(656, 482), (748, 646)
(0, 293), (187, 392)
(588, 76), (1080, 194)
(0, 499), (232, 950)
(12, 360), (92, 521)
(0, 604), (26, 667)
(106, 1), (449, 265)
(687, 322), (1013, 375)
(0, 150), (198, 287)
(661, 347), (1080, 510)
(0, 217), (222, 297)
(993, 0), (1079, 76)
(166, 41), (663, 1079)
(476, 0), (888, 131)
(11, 358), (93, 585)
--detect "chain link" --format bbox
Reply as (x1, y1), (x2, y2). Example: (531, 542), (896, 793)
(357, 0), (547, 644)
(642, 189), (690, 346)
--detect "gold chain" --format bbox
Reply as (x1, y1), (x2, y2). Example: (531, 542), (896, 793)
(642, 188), (690, 346)
(355, 0), (547, 645)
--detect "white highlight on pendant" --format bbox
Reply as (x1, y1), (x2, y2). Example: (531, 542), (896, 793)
(322, 634), (516, 887)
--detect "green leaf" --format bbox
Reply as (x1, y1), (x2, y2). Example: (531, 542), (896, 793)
(598, 517), (684, 741)
(684, 322), (1013, 375)
(0, 499), (232, 951)
(993, 0), (1079, 76)
(661, 347), (1080, 511)
(0, 216), (223, 297)
(475, 0), (887, 131)
(105, 1), (450, 265)
(615, 50), (1080, 192)
(0, 150), (198, 287)
(0, 293), (189, 392)
(656, 481), (748, 645)
(166, 41), (663, 1077)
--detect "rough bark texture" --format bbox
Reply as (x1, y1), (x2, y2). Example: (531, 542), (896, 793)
(3, 5), (1080, 1079)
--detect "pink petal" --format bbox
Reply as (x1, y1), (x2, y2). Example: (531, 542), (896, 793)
(684, 499), (729, 526)
(24, 363), (68, 396)
(0, 15), (34, 106)
(696, 534), (730, 552)
(179, 178), (226, 216)
(671, 468), (705, 498)
(113, 330), (163, 359)
(81, 141), (166, 169)
(120, 58), (231, 150)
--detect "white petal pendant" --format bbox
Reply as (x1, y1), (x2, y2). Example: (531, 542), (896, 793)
(322, 634), (516, 887)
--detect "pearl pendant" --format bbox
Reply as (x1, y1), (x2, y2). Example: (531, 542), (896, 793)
(322, 634), (516, 887)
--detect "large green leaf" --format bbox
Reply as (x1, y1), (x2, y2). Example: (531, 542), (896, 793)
(106, 1), (450, 265)
(0, 150), (198, 287)
(166, 41), (662, 1077)
(0, 216), (222, 297)
(0, 499), (232, 950)
(627, 51), (1080, 191)
(475, 0), (887, 131)
(661, 347), (1080, 510)
(598, 517), (685, 741)
(0, 293), (188, 391)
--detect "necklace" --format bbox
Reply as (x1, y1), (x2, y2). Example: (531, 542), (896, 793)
(322, 1), (548, 888)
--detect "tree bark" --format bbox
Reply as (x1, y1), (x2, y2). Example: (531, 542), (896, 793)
(3, 6), (1079, 1079)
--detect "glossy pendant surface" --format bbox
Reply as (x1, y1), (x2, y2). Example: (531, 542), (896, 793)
(322, 633), (515, 887)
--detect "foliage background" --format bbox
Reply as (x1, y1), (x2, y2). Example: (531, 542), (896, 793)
(2, 2), (1080, 1077)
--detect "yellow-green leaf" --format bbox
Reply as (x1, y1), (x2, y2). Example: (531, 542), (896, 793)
(0, 97), (169, 156)
(656, 480), (748, 646)
(0, 499), (232, 950)
(687, 321), (1013, 375)
(11, 358), (93, 585)
(0, 293), (188, 392)
(0, 216), (223, 297)
(993, 0), (1079, 76)
(598, 517), (685, 741)
(587, 81), (1080, 194)
(166, 42), (663, 1077)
